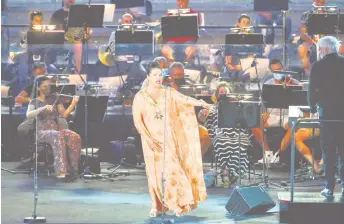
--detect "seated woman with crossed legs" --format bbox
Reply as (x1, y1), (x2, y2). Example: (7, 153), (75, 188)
(26, 76), (81, 181)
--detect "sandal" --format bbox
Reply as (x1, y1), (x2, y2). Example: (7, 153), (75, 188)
(149, 208), (162, 217)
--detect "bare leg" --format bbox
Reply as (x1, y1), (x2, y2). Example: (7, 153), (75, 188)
(73, 42), (83, 73)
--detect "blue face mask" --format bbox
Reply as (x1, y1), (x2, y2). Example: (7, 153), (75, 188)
(162, 69), (169, 77)
(273, 73), (285, 80)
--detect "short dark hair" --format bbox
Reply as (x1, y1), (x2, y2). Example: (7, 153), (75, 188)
(237, 14), (250, 23)
(169, 62), (184, 73)
(29, 10), (43, 22)
(147, 61), (162, 75)
(269, 59), (283, 68)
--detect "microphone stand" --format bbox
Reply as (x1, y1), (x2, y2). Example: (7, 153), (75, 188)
(247, 58), (287, 190)
(159, 85), (174, 224)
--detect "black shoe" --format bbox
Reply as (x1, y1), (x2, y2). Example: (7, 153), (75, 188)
(65, 174), (78, 182)
(320, 188), (334, 197)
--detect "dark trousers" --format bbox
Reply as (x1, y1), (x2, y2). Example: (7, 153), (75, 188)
(320, 109), (344, 191)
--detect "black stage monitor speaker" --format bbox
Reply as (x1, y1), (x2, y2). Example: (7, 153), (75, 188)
(226, 186), (276, 215)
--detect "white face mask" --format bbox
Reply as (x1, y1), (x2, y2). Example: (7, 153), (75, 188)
(273, 73), (285, 80)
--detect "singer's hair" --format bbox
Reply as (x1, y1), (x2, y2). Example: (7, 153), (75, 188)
(237, 14), (250, 23)
(269, 59), (283, 68)
(32, 75), (50, 98)
(147, 61), (162, 75)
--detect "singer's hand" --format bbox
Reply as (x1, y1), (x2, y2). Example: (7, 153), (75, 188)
(148, 139), (162, 152)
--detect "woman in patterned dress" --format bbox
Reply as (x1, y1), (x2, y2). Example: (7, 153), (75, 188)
(26, 76), (81, 181)
(200, 82), (250, 186)
(132, 62), (211, 217)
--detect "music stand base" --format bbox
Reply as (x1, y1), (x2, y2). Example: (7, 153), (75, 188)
(150, 216), (175, 224)
(79, 169), (115, 182)
(1, 167), (16, 174)
(24, 216), (46, 223)
(247, 175), (289, 191)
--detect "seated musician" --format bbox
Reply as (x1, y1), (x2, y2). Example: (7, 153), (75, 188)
(253, 59), (300, 165)
(106, 13), (147, 83)
(255, 6), (292, 44)
(200, 82), (250, 187)
(15, 70), (43, 105)
(11, 11), (55, 95)
(222, 14), (253, 82)
(49, 0), (92, 74)
(298, 0), (344, 76)
(160, 0), (201, 64)
(26, 75), (81, 181)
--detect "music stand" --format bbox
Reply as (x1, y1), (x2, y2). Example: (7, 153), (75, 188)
(306, 13), (344, 35)
(218, 94), (261, 185)
(253, 0), (289, 12)
(67, 4), (110, 181)
(224, 33), (264, 56)
(110, 0), (145, 9)
(73, 96), (113, 181)
(262, 84), (305, 109)
(27, 30), (65, 46)
(253, 0), (289, 65)
(161, 15), (199, 43)
(115, 30), (154, 56)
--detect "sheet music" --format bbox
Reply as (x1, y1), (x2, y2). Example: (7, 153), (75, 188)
(93, 4), (116, 23)
(185, 69), (201, 83)
(68, 74), (87, 85)
(98, 75), (128, 88)
(240, 58), (270, 80)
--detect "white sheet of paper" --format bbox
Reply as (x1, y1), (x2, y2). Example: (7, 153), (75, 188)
(98, 75), (128, 88)
(240, 58), (270, 80)
(93, 4), (116, 23)
(68, 74), (87, 85)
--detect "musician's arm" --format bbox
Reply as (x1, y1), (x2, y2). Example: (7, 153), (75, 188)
(15, 90), (32, 104)
(298, 44), (311, 75)
(58, 97), (78, 118)
(225, 56), (241, 71)
(26, 104), (45, 119)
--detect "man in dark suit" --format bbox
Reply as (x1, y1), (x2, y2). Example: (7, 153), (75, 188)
(308, 36), (344, 197)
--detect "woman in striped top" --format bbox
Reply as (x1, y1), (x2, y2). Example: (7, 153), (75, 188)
(199, 82), (250, 187)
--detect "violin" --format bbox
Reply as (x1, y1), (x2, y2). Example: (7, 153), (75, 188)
(46, 93), (74, 106)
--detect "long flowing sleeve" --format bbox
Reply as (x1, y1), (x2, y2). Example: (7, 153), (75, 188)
(132, 92), (152, 140)
(169, 87), (202, 107)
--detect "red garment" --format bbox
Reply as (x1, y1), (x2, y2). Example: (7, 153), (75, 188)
(165, 9), (200, 43)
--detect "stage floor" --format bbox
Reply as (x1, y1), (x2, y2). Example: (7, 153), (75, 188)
(1, 162), (342, 224)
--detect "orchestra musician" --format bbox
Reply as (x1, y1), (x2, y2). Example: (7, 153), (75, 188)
(222, 14), (253, 82)
(308, 36), (344, 197)
(26, 75), (81, 181)
(200, 82), (250, 187)
(105, 13), (147, 82)
(132, 61), (210, 217)
(253, 59), (301, 166)
(298, 0), (344, 76)
(160, 0), (201, 64)
(49, 0), (92, 74)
